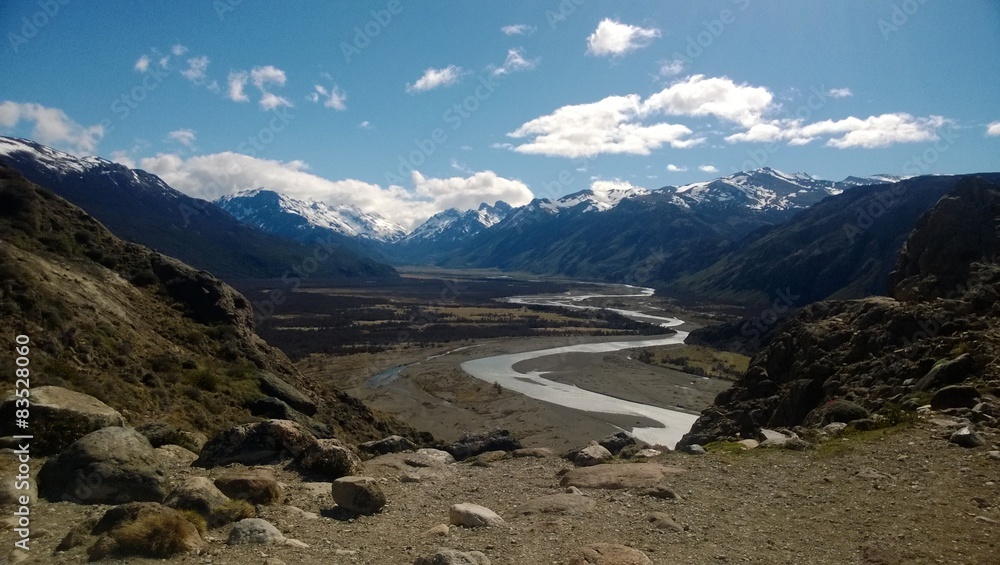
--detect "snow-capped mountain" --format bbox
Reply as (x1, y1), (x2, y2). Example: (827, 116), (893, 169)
(404, 201), (512, 244)
(671, 167), (849, 212)
(0, 136), (396, 278)
(541, 182), (651, 213)
(215, 189), (406, 244)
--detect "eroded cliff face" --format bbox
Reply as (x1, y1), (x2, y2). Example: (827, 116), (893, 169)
(681, 177), (1000, 446)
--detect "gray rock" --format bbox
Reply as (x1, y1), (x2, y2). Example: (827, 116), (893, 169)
(194, 420), (316, 468)
(258, 372), (317, 415)
(950, 426), (986, 448)
(331, 476), (386, 515)
(411, 448), (456, 466)
(297, 439), (363, 479)
(915, 354), (973, 391)
(568, 543), (653, 565)
(449, 502), (504, 527)
(0, 386), (125, 455)
(359, 435), (417, 456)
(598, 432), (637, 455)
(679, 444), (706, 455)
(136, 422), (207, 454)
(414, 548), (491, 565)
(445, 429), (522, 461)
(647, 511), (684, 532)
(215, 470), (283, 505)
(227, 518), (286, 545)
(574, 443), (613, 466)
(164, 477), (232, 527)
(511, 447), (553, 458)
(823, 422), (849, 435)
(37, 427), (168, 504)
(931, 385), (982, 410)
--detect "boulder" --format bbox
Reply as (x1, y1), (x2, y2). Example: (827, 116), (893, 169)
(568, 543), (653, 565)
(153, 444), (199, 469)
(358, 435), (417, 457)
(227, 518), (286, 545)
(816, 399), (870, 425)
(444, 429), (521, 461)
(164, 477), (234, 527)
(258, 372), (317, 416)
(513, 493), (596, 516)
(37, 427), (169, 504)
(136, 421), (207, 453)
(915, 354), (974, 391)
(296, 439), (363, 479)
(598, 432), (637, 455)
(0, 386), (125, 455)
(950, 427), (986, 448)
(246, 398), (332, 438)
(410, 449), (456, 466)
(930, 385), (981, 410)
(331, 476), (387, 515)
(560, 464), (684, 490)
(193, 420), (316, 468)
(215, 470), (283, 505)
(574, 443), (613, 467)
(449, 503), (504, 528)
(414, 548), (491, 565)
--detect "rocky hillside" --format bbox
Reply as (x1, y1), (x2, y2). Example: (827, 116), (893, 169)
(0, 165), (420, 444)
(680, 177), (1000, 446)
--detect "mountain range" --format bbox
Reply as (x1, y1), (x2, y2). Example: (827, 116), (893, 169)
(3, 135), (997, 311)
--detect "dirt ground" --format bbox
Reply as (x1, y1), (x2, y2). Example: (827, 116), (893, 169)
(4, 417), (998, 564)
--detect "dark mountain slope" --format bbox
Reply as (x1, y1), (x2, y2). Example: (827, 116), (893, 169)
(0, 164), (420, 443)
(0, 137), (396, 280)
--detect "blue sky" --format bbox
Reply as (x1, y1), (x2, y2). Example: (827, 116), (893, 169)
(1, 0), (999, 229)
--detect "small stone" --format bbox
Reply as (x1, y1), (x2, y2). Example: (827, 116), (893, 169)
(331, 476), (387, 515)
(736, 439), (759, 450)
(631, 448), (662, 458)
(412, 449), (456, 466)
(575, 443), (613, 466)
(986, 451), (1000, 461)
(950, 427), (986, 448)
(680, 444), (706, 455)
(511, 447), (553, 458)
(414, 548), (491, 564)
(643, 486), (682, 500)
(822, 422), (848, 435)
(422, 524), (450, 537)
(449, 502), (504, 528)
(284, 538), (309, 548)
(598, 432), (637, 455)
(358, 435), (417, 457)
(568, 543), (652, 565)
(565, 486), (584, 495)
(647, 511), (684, 532)
(227, 518), (286, 545)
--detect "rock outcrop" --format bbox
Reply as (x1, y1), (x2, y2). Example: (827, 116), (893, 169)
(0, 386), (125, 455)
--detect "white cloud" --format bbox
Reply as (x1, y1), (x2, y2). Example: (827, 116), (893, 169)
(138, 151), (534, 230)
(987, 121), (1000, 136)
(109, 150), (136, 168)
(725, 113), (949, 148)
(167, 129), (196, 148)
(501, 24), (534, 35)
(250, 65), (287, 90)
(309, 84), (347, 110)
(586, 19), (661, 57)
(134, 55), (150, 72)
(666, 164), (687, 172)
(658, 59), (685, 77)
(491, 48), (539, 77)
(180, 56), (210, 83)
(258, 92), (292, 111)
(171, 44), (188, 56)
(359, 121), (374, 130)
(828, 87), (853, 98)
(227, 71), (249, 102)
(406, 65), (463, 93)
(643, 74), (775, 128)
(0, 101), (103, 154)
(699, 165), (718, 173)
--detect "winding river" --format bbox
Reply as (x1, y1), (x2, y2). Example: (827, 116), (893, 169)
(460, 285), (699, 448)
